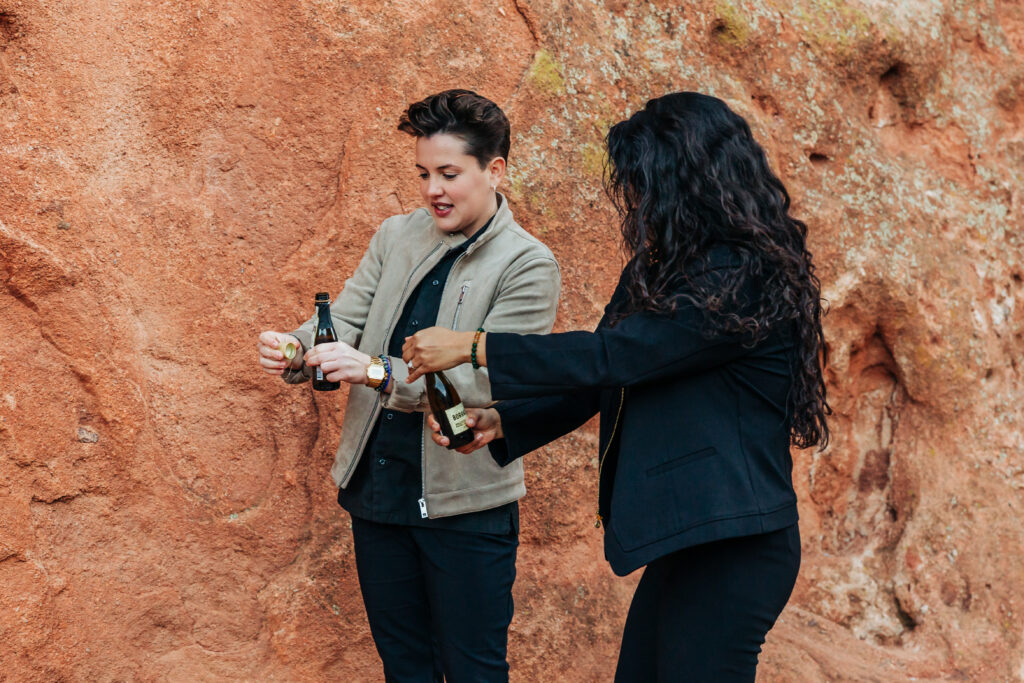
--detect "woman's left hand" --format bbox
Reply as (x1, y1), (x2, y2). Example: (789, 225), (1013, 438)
(402, 327), (473, 383)
(304, 341), (372, 385)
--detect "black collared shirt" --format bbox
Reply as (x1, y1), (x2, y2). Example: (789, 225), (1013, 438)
(337, 215), (518, 535)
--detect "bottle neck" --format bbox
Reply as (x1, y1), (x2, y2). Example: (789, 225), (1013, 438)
(316, 301), (332, 325)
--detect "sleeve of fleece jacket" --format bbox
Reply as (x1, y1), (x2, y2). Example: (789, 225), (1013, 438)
(382, 254), (562, 411)
(281, 217), (390, 384)
(486, 297), (753, 398)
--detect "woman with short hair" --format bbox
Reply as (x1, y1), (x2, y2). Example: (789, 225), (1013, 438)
(257, 89), (561, 682)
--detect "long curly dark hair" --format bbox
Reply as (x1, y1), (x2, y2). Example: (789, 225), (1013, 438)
(605, 92), (831, 449)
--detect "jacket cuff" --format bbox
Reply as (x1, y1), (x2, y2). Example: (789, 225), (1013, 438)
(289, 328), (315, 352)
(483, 332), (521, 399)
(487, 438), (514, 468)
(491, 400), (540, 465)
(381, 355), (426, 412)
(281, 365), (311, 383)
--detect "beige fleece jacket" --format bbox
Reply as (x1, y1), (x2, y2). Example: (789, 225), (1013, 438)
(283, 195), (560, 518)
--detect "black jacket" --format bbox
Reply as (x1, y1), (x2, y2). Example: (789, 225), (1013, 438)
(487, 250), (799, 576)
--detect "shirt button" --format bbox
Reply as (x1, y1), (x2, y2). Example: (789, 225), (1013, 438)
(432, 279), (439, 286)
(378, 458), (386, 466)
(411, 319), (419, 327)
(385, 412), (393, 420)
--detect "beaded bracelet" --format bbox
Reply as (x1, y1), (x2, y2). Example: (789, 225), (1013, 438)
(377, 355), (392, 392)
(471, 328), (485, 369)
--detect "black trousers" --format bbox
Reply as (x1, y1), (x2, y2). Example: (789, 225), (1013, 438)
(350, 516), (519, 683)
(615, 524), (801, 683)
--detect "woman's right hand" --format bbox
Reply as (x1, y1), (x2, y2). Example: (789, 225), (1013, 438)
(427, 408), (503, 454)
(258, 331), (301, 375)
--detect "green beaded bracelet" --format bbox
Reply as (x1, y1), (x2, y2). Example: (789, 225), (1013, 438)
(471, 328), (484, 369)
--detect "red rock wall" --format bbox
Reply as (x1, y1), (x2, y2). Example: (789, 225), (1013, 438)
(2, 0), (1022, 680)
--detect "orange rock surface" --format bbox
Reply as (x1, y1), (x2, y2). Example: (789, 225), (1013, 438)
(2, 0), (1022, 680)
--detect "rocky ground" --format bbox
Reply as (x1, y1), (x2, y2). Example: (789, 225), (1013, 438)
(1, 0), (1022, 680)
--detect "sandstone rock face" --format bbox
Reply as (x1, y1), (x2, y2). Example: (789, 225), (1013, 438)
(2, 0), (1022, 680)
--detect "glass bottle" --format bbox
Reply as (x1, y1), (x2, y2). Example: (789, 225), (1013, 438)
(312, 292), (340, 392)
(425, 371), (474, 449)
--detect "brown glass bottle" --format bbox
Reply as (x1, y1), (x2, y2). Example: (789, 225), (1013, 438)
(312, 292), (340, 391)
(425, 371), (474, 449)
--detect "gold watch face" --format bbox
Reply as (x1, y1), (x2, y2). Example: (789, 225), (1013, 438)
(367, 363), (386, 381)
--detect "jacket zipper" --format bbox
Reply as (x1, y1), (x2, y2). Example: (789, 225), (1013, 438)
(452, 282), (470, 329)
(420, 252), (471, 517)
(340, 242), (445, 487)
(418, 426), (429, 518)
(595, 387), (625, 528)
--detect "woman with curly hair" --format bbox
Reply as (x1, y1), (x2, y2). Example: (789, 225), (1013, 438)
(402, 91), (831, 681)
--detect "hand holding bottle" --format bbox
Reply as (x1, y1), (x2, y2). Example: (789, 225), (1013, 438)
(258, 331), (302, 375)
(426, 407), (503, 454)
(304, 341), (375, 386)
(310, 292), (342, 391)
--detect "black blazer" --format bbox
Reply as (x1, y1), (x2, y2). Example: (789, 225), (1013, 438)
(487, 250), (799, 576)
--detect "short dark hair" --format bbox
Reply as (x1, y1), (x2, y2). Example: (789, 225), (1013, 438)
(397, 89), (510, 168)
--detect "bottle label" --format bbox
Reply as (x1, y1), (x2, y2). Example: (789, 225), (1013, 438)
(316, 367), (324, 381)
(445, 403), (468, 435)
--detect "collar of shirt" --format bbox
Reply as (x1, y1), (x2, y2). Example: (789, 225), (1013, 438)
(451, 210), (495, 257)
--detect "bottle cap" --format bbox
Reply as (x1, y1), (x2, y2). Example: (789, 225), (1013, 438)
(315, 292), (330, 302)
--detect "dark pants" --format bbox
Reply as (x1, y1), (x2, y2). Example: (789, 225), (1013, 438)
(615, 524), (801, 683)
(350, 516), (519, 683)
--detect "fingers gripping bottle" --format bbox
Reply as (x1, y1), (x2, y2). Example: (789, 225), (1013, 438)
(312, 292), (340, 392)
(425, 371), (474, 449)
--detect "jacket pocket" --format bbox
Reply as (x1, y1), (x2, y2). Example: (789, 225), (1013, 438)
(646, 446), (717, 477)
(452, 280), (472, 329)
(613, 444), (754, 551)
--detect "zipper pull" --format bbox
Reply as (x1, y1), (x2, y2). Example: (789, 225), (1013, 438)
(594, 512), (603, 529)
(457, 283), (469, 304)
(418, 498), (428, 519)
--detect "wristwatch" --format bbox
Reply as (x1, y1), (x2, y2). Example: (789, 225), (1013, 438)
(366, 356), (387, 389)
